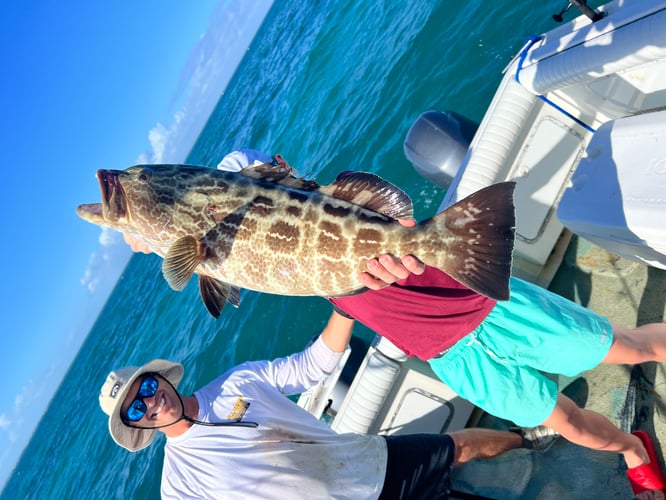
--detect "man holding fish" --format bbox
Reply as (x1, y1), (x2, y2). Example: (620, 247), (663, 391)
(90, 149), (666, 495)
(100, 302), (555, 498)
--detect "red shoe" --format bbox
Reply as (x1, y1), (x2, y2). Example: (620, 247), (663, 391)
(627, 430), (666, 494)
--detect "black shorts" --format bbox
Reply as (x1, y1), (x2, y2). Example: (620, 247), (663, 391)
(378, 433), (455, 500)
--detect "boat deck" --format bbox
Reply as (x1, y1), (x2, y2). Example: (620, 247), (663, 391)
(452, 235), (666, 499)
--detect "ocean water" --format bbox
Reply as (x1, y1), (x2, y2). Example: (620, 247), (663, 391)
(2, 1), (576, 498)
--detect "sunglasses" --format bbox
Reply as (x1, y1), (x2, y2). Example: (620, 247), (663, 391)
(124, 375), (159, 422)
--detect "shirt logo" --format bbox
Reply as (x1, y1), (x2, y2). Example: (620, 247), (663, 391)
(227, 397), (250, 421)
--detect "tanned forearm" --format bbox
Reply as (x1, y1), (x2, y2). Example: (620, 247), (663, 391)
(320, 311), (354, 353)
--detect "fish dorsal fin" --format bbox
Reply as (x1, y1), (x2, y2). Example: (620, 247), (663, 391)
(319, 171), (413, 219)
(239, 162), (320, 190)
(162, 236), (205, 291)
(198, 275), (241, 318)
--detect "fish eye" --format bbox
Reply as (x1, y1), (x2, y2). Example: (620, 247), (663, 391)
(138, 169), (152, 182)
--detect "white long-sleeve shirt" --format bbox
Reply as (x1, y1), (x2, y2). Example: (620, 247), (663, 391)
(216, 148), (272, 171)
(161, 336), (388, 499)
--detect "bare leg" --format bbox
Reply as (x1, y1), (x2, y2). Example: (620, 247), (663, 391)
(448, 428), (522, 466)
(542, 394), (649, 468)
(603, 323), (666, 364)
(601, 323), (666, 496)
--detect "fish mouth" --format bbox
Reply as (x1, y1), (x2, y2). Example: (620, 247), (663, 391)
(75, 170), (129, 224)
(97, 169), (128, 222)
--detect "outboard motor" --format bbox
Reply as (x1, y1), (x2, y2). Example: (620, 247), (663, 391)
(403, 110), (478, 190)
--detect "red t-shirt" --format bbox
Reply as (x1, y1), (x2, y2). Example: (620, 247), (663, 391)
(329, 266), (496, 360)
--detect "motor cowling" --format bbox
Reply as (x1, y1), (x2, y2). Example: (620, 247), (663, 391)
(403, 110), (478, 190)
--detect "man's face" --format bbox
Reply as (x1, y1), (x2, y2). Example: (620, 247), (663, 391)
(121, 373), (181, 427)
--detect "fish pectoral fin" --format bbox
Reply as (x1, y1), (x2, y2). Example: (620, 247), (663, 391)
(319, 172), (414, 219)
(162, 235), (205, 291)
(198, 276), (241, 318)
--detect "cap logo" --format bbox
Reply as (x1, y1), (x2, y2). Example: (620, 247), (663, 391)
(110, 381), (122, 399)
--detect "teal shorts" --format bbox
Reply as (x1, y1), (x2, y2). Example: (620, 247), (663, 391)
(428, 277), (613, 427)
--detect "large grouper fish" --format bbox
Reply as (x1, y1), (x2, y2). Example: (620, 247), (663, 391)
(77, 163), (516, 318)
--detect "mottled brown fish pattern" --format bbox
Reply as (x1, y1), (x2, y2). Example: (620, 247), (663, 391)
(77, 163), (515, 317)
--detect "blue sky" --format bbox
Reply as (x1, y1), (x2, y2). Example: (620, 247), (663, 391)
(0, 0), (272, 488)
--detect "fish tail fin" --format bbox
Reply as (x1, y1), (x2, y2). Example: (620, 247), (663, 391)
(424, 181), (516, 300)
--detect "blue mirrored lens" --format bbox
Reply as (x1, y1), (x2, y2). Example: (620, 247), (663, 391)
(126, 399), (147, 422)
(138, 376), (158, 398)
(125, 375), (159, 422)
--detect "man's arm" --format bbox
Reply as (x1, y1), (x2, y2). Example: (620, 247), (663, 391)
(243, 313), (351, 394)
(320, 310), (355, 353)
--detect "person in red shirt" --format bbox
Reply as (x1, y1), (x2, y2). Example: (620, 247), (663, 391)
(345, 251), (666, 497)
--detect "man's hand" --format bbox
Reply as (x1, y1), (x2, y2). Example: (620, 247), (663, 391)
(123, 233), (152, 254)
(359, 218), (425, 290)
(272, 154), (290, 169)
(360, 254), (425, 290)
